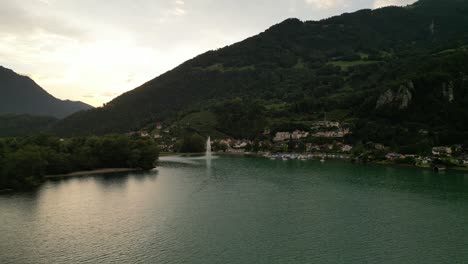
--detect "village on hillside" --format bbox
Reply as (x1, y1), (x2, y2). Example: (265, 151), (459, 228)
(135, 120), (468, 172)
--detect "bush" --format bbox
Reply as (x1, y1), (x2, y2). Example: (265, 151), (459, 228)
(179, 134), (206, 153)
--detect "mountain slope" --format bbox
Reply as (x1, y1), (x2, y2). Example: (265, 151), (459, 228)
(54, 0), (468, 143)
(0, 114), (58, 137)
(0, 66), (92, 118)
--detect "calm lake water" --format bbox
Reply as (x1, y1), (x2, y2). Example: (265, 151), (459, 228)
(1, 155), (468, 264)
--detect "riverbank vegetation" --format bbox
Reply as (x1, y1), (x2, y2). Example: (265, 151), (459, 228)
(0, 135), (159, 190)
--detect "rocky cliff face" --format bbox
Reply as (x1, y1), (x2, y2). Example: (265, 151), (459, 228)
(376, 81), (414, 110)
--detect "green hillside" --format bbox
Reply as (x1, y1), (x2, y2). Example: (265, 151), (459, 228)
(53, 0), (468, 146)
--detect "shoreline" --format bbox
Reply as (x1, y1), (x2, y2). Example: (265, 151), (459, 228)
(45, 168), (141, 179)
(216, 151), (468, 172)
(159, 152), (468, 172)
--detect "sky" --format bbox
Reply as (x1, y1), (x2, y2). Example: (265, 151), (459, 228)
(0, 0), (416, 106)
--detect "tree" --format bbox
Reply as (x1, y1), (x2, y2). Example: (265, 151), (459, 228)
(214, 99), (267, 139)
(0, 135), (160, 190)
(4, 146), (46, 189)
(129, 138), (159, 170)
(297, 141), (307, 153)
(288, 136), (295, 153)
(213, 141), (229, 152)
(179, 134), (206, 153)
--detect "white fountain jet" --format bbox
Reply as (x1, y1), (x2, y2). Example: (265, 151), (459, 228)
(206, 136), (212, 158)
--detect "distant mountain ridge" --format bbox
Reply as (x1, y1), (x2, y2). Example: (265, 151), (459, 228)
(0, 66), (92, 118)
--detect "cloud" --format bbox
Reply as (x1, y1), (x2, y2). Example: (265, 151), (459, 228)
(38, 0), (53, 5)
(171, 7), (187, 16)
(288, 0), (297, 13)
(0, 0), (84, 39)
(171, 0), (187, 16)
(101, 92), (119, 97)
(373, 0), (416, 8)
(304, 0), (347, 9)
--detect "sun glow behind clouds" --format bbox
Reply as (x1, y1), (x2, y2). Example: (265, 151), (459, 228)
(304, 0), (348, 10)
(1, 32), (202, 107)
(35, 39), (202, 107)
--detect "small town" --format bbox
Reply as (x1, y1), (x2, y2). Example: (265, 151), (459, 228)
(142, 120), (468, 172)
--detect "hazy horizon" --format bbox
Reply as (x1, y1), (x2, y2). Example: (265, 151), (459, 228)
(0, 0), (415, 106)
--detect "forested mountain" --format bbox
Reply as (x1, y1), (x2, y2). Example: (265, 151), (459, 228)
(54, 0), (468, 145)
(0, 66), (92, 118)
(0, 114), (58, 137)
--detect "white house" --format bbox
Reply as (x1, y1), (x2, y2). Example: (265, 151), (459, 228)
(432, 147), (452, 156)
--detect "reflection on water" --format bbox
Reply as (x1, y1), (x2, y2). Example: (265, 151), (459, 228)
(1, 156), (467, 264)
(206, 156), (212, 169)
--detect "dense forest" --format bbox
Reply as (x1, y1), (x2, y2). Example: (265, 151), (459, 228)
(0, 135), (159, 190)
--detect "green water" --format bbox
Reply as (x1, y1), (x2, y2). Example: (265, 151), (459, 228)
(1, 155), (468, 263)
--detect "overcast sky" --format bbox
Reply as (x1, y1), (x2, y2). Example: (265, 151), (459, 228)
(0, 0), (416, 106)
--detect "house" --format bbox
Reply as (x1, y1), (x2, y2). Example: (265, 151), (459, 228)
(418, 129), (429, 135)
(417, 157), (432, 165)
(155, 122), (162, 130)
(312, 121), (340, 129)
(458, 155), (468, 165)
(233, 141), (249, 149)
(386, 153), (402, 160)
(140, 131), (149, 137)
(291, 130), (309, 140)
(160, 144), (168, 151)
(433, 165), (447, 172)
(317, 144), (333, 151)
(220, 139), (233, 146)
(306, 144), (320, 152)
(274, 132), (291, 142)
(312, 128), (350, 138)
(342, 145), (353, 152)
(432, 146), (452, 156)
(374, 144), (385, 150)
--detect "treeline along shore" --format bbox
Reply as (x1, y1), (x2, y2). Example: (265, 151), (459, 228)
(0, 135), (159, 191)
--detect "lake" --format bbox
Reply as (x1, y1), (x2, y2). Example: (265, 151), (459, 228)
(1, 155), (468, 263)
